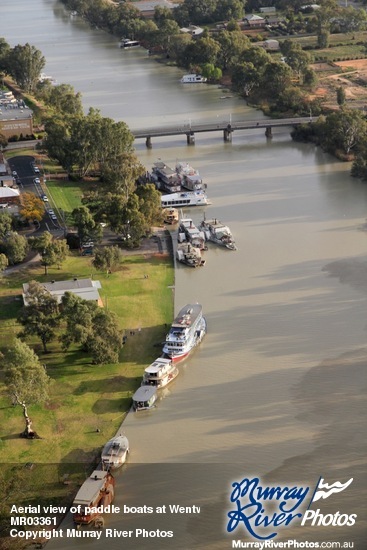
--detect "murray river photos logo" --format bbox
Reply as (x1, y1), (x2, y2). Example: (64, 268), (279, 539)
(226, 476), (356, 540)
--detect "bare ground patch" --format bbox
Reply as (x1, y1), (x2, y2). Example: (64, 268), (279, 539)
(310, 59), (367, 110)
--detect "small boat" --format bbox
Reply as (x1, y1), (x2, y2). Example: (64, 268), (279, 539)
(72, 470), (115, 528)
(163, 304), (207, 362)
(120, 39), (140, 49)
(178, 218), (206, 250)
(180, 74), (207, 83)
(176, 162), (203, 191)
(132, 385), (157, 411)
(101, 434), (129, 470)
(163, 207), (179, 224)
(161, 191), (210, 208)
(39, 73), (57, 85)
(199, 218), (236, 250)
(142, 357), (179, 388)
(151, 161), (181, 193)
(176, 242), (205, 268)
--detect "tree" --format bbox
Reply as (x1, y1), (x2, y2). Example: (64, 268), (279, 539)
(181, 37), (220, 69)
(29, 232), (69, 274)
(0, 37), (11, 71)
(93, 245), (123, 274)
(0, 232), (28, 265)
(168, 33), (193, 62)
(317, 29), (329, 49)
(319, 109), (367, 156)
(136, 184), (163, 227)
(316, 0), (338, 48)
(0, 253), (8, 273)
(214, 0), (245, 22)
(239, 46), (272, 68)
(18, 281), (60, 353)
(155, 19), (181, 51)
(1, 339), (50, 438)
(261, 62), (293, 98)
(215, 31), (249, 71)
(0, 210), (12, 239)
(84, 308), (123, 364)
(154, 5), (174, 25)
(231, 62), (261, 97)
(60, 292), (123, 364)
(0, 132), (7, 150)
(43, 116), (74, 175)
(40, 83), (83, 116)
(72, 205), (102, 243)
(19, 192), (45, 223)
(7, 43), (45, 93)
(285, 49), (313, 83)
(120, 194), (149, 247)
(59, 292), (96, 351)
(337, 86), (346, 107)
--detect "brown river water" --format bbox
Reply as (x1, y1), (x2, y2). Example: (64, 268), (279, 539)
(1, 1), (366, 548)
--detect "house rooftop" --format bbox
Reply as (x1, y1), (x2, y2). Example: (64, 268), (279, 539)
(22, 278), (102, 305)
(244, 14), (265, 21)
(0, 187), (20, 198)
(129, 0), (179, 13)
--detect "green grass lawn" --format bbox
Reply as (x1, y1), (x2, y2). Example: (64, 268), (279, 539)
(0, 252), (174, 465)
(45, 179), (94, 224)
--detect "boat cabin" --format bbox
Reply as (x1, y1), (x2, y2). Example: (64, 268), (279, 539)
(142, 358), (178, 388)
(120, 39), (140, 48)
(132, 385), (157, 410)
(163, 207), (179, 224)
(73, 470), (115, 526)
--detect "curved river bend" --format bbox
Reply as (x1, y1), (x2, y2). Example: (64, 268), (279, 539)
(1, 1), (366, 547)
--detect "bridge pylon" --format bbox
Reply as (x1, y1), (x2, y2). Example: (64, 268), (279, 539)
(186, 132), (195, 145)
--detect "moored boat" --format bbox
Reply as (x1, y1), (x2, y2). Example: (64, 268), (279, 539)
(199, 218), (236, 250)
(101, 434), (129, 470)
(132, 385), (157, 411)
(120, 39), (140, 49)
(161, 190), (210, 208)
(142, 357), (179, 388)
(176, 162), (203, 191)
(163, 304), (207, 362)
(72, 470), (115, 527)
(151, 161), (181, 193)
(176, 243), (205, 268)
(180, 74), (207, 83)
(178, 218), (206, 250)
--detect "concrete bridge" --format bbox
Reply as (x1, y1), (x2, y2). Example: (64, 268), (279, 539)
(132, 116), (315, 148)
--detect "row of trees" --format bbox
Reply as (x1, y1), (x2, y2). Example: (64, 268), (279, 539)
(42, 106), (163, 246)
(63, 0), (245, 30)
(291, 108), (367, 166)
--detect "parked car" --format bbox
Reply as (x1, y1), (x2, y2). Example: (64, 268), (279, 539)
(51, 214), (57, 221)
(12, 170), (17, 177)
(34, 177), (41, 184)
(41, 194), (49, 202)
(82, 241), (94, 248)
(34, 166), (40, 173)
(48, 209), (55, 215)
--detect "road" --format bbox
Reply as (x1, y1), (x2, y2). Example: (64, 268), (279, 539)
(7, 155), (64, 237)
